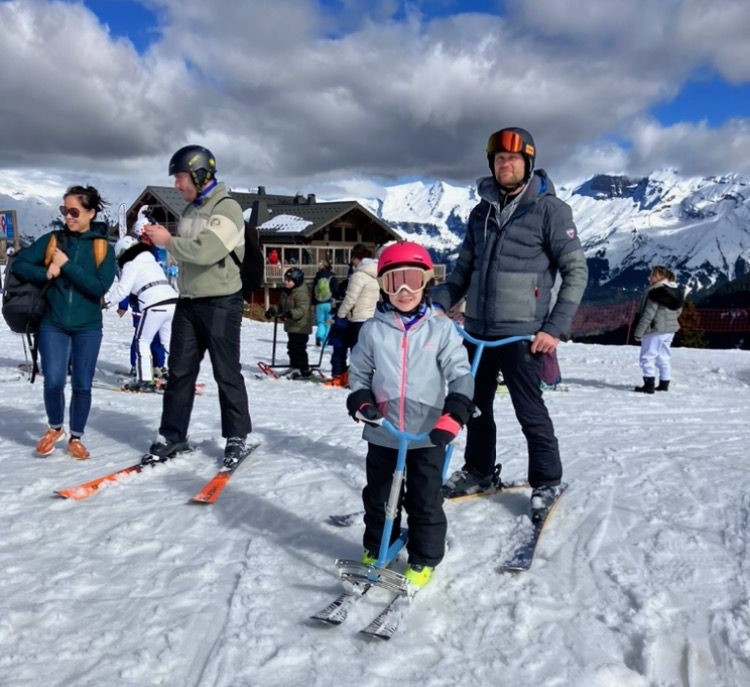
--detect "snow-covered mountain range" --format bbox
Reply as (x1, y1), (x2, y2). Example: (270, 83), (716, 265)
(3, 169), (749, 302)
(359, 170), (750, 302)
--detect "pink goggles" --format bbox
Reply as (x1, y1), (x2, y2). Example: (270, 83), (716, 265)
(378, 267), (433, 295)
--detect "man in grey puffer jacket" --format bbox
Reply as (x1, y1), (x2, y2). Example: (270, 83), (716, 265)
(432, 127), (588, 518)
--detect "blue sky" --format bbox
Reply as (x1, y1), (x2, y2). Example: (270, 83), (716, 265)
(1, 0), (749, 200)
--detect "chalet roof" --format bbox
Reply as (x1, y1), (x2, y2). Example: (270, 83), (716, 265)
(127, 186), (399, 241)
(257, 200), (382, 238)
(128, 186), (303, 217)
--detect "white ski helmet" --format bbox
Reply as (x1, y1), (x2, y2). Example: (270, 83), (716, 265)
(115, 235), (138, 258)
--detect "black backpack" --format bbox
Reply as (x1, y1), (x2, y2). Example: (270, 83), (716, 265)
(230, 219), (265, 301)
(2, 250), (51, 336)
(2, 250), (52, 383)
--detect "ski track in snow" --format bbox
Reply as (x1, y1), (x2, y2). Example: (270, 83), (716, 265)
(0, 305), (749, 686)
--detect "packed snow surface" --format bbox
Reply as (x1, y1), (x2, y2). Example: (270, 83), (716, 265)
(1, 309), (749, 686)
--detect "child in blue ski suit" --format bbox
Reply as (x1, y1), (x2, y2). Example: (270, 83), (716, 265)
(346, 242), (474, 588)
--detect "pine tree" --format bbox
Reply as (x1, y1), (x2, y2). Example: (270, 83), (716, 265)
(674, 298), (707, 348)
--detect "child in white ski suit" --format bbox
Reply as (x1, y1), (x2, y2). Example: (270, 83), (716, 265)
(346, 242), (474, 588)
(108, 236), (178, 387)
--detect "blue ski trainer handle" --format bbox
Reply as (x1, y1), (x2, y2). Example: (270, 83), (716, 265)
(356, 416), (429, 573)
(441, 329), (534, 482)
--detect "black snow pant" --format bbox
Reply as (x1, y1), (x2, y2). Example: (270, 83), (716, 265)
(362, 442), (446, 568)
(463, 337), (561, 489)
(286, 332), (310, 373)
(159, 292), (251, 442)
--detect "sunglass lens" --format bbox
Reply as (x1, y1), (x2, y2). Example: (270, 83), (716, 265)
(59, 205), (80, 218)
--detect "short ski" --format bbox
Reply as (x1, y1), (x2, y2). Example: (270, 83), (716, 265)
(54, 452), (189, 501)
(256, 361), (282, 378)
(92, 381), (204, 395)
(190, 443), (260, 503)
(310, 583), (371, 625)
(499, 482), (569, 572)
(359, 590), (413, 640)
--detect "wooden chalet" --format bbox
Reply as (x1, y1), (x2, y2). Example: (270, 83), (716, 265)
(126, 186), (443, 305)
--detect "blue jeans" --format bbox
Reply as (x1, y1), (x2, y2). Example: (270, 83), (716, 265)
(38, 322), (102, 436)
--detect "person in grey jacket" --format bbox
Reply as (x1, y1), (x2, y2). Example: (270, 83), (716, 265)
(633, 265), (684, 393)
(346, 242), (474, 588)
(141, 145), (252, 467)
(431, 126), (588, 518)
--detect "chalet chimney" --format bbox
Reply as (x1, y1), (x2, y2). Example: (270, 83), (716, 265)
(307, 193), (316, 204)
(258, 186), (266, 195)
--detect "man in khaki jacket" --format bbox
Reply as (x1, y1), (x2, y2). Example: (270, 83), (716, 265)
(142, 145), (252, 468)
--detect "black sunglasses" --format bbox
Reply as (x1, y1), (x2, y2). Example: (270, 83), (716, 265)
(59, 205), (82, 218)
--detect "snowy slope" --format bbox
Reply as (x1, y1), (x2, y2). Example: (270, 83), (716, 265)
(1, 308), (749, 686)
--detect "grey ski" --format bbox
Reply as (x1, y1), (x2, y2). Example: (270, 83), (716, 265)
(310, 584), (370, 625)
(499, 483), (569, 572)
(359, 591), (413, 640)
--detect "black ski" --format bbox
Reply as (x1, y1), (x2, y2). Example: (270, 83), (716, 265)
(499, 483), (569, 572)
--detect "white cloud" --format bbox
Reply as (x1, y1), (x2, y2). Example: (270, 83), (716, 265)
(0, 0), (748, 204)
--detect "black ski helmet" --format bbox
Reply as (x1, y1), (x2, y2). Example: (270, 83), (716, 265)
(486, 127), (536, 180)
(283, 267), (305, 287)
(169, 145), (217, 188)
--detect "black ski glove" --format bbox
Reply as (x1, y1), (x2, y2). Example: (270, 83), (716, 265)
(346, 389), (382, 425)
(264, 307), (276, 320)
(429, 393), (475, 447)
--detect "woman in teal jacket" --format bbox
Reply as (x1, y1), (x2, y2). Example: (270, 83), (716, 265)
(13, 185), (116, 459)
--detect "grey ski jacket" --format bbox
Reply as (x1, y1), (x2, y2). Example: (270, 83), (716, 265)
(633, 280), (684, 338)
(431, 171), (588, 339)
(349, 304), (473, 450)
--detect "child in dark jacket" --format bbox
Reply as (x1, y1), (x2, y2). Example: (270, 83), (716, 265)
(633, 265), (685, 393)
(266, 267), (312, 379)
(346, 242), (474, 589)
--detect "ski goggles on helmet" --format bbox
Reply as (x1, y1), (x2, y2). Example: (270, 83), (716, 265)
(59, 205), (82, 218)
(378, 266), (433, 295)
(486, 130), (535, 157)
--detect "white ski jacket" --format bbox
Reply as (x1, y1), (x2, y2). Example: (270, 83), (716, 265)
(107, 251), (178, 310)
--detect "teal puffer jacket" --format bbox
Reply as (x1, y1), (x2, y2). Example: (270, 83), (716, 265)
(12, 225), (116, 332)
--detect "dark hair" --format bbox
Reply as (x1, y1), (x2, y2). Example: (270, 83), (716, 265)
(351, 243), (371, 261)
(651, 265), (675, 282)
(63, 185), (109, 218)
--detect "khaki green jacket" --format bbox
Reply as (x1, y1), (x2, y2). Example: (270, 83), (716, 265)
(170, 182), (245, 298)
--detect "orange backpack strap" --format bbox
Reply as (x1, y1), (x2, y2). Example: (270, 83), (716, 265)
(93, 238), (107, 268)
(43, 234), (107, 268)
(43, 234), (57, 266)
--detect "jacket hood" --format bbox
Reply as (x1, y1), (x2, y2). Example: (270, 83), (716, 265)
(355, 257), (378, 277)
(118, 241), (155, 269)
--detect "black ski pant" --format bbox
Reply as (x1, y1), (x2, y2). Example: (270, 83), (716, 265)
(362, 442), (446, 568)
(463, 337), (561, 489)
(286, 332), (310, 372)
(159, 292), (251, 442)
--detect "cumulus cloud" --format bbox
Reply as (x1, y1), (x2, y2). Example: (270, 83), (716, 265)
(0, 0), (748, 202)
